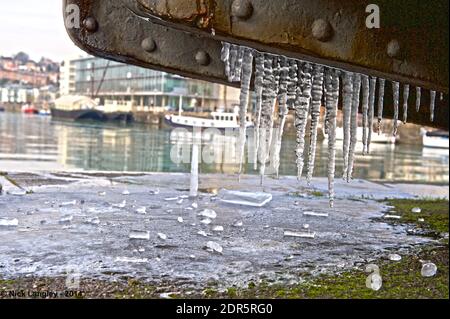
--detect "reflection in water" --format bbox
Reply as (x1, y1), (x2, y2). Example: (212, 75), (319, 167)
(0, 113), (448, 184)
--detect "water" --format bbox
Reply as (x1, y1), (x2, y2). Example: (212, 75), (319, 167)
(0, 113), (448, 184)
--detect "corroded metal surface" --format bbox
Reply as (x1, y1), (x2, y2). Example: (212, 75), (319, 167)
(63, 0), (237, 87)
(132, 0), (449, 92)
(64, 0), (448, 129)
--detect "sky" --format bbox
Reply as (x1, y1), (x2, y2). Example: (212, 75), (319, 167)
(0, 0), (83, 62)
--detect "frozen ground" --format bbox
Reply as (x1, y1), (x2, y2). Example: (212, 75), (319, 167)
(0, 171), (446, 290)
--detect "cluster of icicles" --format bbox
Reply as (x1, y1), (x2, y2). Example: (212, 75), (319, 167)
(220, 42), (442, 208)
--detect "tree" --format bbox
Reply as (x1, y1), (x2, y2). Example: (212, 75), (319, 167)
(14, 52), (29, 64)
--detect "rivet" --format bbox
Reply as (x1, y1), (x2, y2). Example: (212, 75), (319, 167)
(387, 39), (401, 58)
(141, 37), (157, 53)
(195, 51), (211, 66)
(311, 19), (333, 42)
(83, 17), (98, 33)
(231, 0), (253, 20)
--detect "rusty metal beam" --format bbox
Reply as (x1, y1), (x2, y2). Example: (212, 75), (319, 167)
(64, 0), (448, 129)
(63, 0), (238, 87)
(129, 0), (449, 93)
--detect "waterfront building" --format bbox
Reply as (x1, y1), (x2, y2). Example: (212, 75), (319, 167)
(63, 55), (240, 113)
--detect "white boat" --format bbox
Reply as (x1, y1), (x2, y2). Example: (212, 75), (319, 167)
(421, 128), (449, 149)
(165, 111), (253, 129)
(324, 126), (397, 144)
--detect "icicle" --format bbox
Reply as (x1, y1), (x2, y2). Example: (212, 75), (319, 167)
(273, 56), (289, 178)
(227, 45), (239, 82)
(286, 59), (299, 106)
(259, 55), (278, 185)
(416, 87), (421, 112)
(377, 78), (386, 134)
(323, 88), (329, 135)
(324, 69), (340, 207)
(361, 75), (370, 155)
(347, 74), (361, 182)
(306, 64), (324, 185)
(237, 48), (254, 180)
(295, 62), (312, 180)
(430, 90), (436, 122)
(392, 81), (400, 136)
(367, 77), (377, 154)
(253, 54), (264, 170)
(232, 46), (245, 82)
(402, 84), (410, 124)
(342, 72), (354, 181)
(220, 42), (231, 78)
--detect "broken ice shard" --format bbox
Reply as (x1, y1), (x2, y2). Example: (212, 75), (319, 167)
(388, 254), (402, 261)
(303, 211), (329, 217)
(60, 200), (76, 207)
(157, 233), (168, 240)
(218, 189), (272, 207)
(84, 217), (100, 225)
(198, 209), (217, 219)
(136, 207), (147, 214)
(129, 230), (150, 240)
(205, 241), (223, 254)
(197, 230), (208, 237)
(115, 257), (148, 263)
(200, 218), (212, 225)
(284, 230), (316, 239)
(212, 226), (224, 232)
(112, 200), (126, 208)
(59, 215), (73, 224)
(0, 218), (19, 227)
(421, 262), (437, 277)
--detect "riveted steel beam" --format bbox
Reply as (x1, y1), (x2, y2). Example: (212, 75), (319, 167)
(63, 0), (238, 87)
(64, 0), (448, 129)
(130, 0), (449, 93)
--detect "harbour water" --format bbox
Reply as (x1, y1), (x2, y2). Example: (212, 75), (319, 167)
(0, 112), (448, 184)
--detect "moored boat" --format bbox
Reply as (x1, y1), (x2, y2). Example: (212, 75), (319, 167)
(51, 95), (105, 121)
(421, 128), (449, 149)
(165, 111), (253, 130)
(21, 104), (38, 115)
